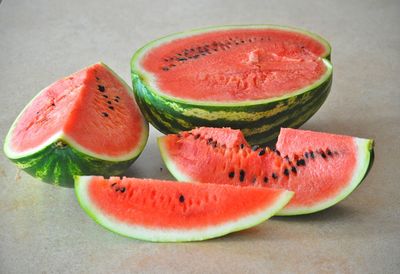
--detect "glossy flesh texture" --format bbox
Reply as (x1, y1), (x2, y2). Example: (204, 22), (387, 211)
(75, 176), (293, 242)
(141, 28), (327, 101)
(158, 127), (374, 215)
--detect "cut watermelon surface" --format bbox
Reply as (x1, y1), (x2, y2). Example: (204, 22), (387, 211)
(131, 25), (333, 145)
(158, 127), (374, 215)
(75, 176), (293, 242)
(4, 63), (148, 186)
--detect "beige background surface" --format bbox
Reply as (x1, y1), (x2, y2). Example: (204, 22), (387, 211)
(1, 0), (399, 273)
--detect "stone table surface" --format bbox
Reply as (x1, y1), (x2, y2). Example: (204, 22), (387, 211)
(1, 0), (399, 273)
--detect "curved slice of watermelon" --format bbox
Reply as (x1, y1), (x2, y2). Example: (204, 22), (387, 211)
(158, 127), (374, 215)
(75, 176), (293, 242)
(275, 128), (374, 215)
(3, 63), (149, 186)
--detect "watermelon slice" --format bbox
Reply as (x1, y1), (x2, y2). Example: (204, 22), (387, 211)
(74, 176), (293, 242)
(3, 63), (149, 187)
(158, 127), (374, 215)
(131, 25), (333, 145)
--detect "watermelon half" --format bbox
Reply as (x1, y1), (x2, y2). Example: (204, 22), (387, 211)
(74, 176), (293, 242)
(158, 127), (374, 215)
(131, 25), (333, 145)
(3, 63), (149, 187)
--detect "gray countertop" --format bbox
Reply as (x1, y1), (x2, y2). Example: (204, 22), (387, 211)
(1, 0), (399, 273)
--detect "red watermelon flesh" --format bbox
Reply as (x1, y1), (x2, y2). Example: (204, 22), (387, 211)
(75, 176), (293, 242)
(7, 63), (146, 160)
(140, 28), (328, 101)
(158, 127), (374, 215)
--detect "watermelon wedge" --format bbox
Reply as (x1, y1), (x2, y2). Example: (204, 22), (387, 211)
(158, 127), (374, 215)
(74, 176), (293, 242)
(3, 63), (149, 187)
(131, 25), (333, 145)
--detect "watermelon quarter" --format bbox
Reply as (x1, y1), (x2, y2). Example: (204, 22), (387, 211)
(158, 127), (374, 215)
(74, 176), (293, 242)
(131, 25), (333, 145)
(3, 63), (149, 187)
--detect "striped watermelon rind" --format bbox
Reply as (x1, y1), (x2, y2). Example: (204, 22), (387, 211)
(130, 25), (333, 145)
(3, 63), (149, 187)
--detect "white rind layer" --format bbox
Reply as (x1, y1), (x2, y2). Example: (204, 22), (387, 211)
(75, 176), (293, 242)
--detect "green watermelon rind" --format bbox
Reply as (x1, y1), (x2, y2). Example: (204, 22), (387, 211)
(157, 136), (374, 216)
(276, 138), (374, 216)
(74, 176), (294, 242)
(130, 25), (333, 145)
(3, 62), (149, 187)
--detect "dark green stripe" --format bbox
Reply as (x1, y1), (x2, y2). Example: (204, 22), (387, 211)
(12, 140), (143, 187)
(132, 71), (332, 145)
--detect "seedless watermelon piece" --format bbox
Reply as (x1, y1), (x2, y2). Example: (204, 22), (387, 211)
(3, 63), (149, 186)
(158, 127), (374, 215)
(74, 176), (293, 242)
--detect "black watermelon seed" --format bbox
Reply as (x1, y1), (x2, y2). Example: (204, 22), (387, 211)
(95, 77), (100, 80)
(228, 171), (235, 178)
(163, 58), (169, 62)
(162, 67), (169, 71)
(102, 112), (109, 117)
(310, 151), (315, 159)
(305, 152), (309, 158)
(252, 145), (259, 151)
(179, 194), (185, 203)
(320, 151), (327, 158)
(111, 183), (116, 187)
(107, 101), (112, 104)
(108, 106), (114, 110)
(272, 149), (281, 156)
(98, 85), (105, 92)
(194, 134), (200, 139)
(272, 173), (278, 180)
(51, 103), (55, 106)
(283, 168), (289, 177)
(291, 166), (297, 174)
(296, 159), (306, 166)
(193, 55), (199, 59)
(258, 149), (265, 156)
(326, 149), (333, 156)
(211, 141), (217, 148)
(263, 177), (269, 183)
(102, 95), (108, 98)
(120, 187), (126, 193)
(284, 155), (290, 162)
(115, 96), (120, 99)
(240, 144), (245, 149)
(178, 58), (187, 61)
(114, 99), (119, 103)
(207, 138), (213, 144)
(239, 170), (245, 182)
